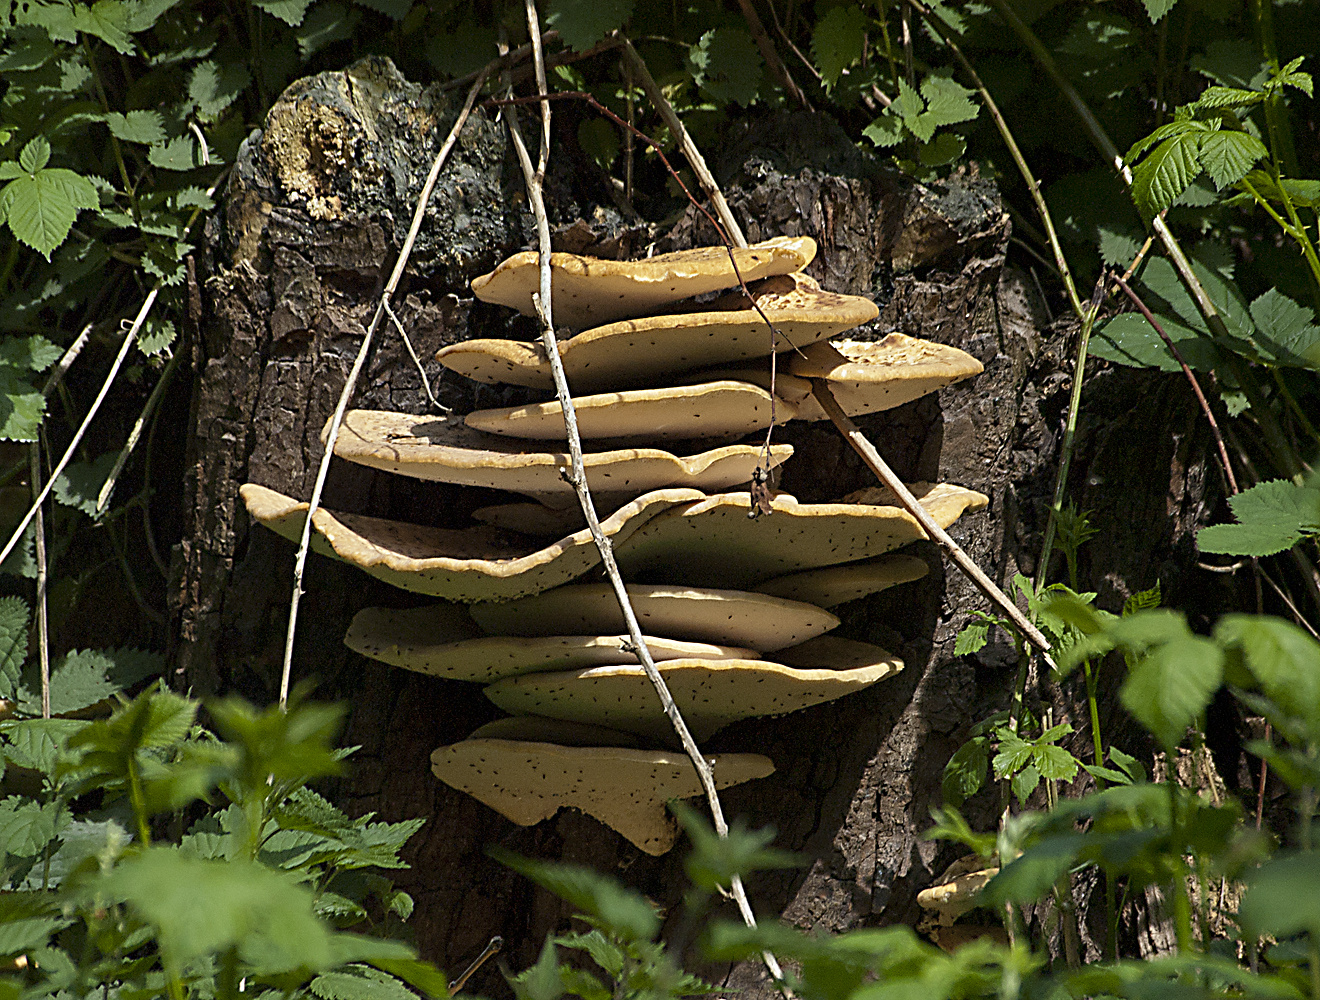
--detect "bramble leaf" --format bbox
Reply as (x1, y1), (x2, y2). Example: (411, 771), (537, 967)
(811, 4), (868, 90)
(1131, 131), (1201, 217)
(0, 796), (64, 856)
(1121, 636), (1223, 750)
(102, 109), (166, 145)
(942, 739), (988, 806)
(18, 137), (50, 174)
(545, 0), (632, 52)
(954, 623), (989, 656)
(1248, 288), (1320, 369)
(0, 597), (29, 701)
(1198, 130), (1266, 189)
(253, 0), (313, 26)
(72, 0), (134, 54)
(0, 144), (98, 259)
(1090, 311), (1221, 371)
(1197, 479), (1320, 557)
(1141, 0), (1178, 23)
(189, 59), (250, 122)
(1194, 85), (1263, 109)
(862, 114), (905, 147)
(688, 28), (761, 106)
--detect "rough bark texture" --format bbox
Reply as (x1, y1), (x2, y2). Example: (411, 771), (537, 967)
(176, 58), (1244, 996)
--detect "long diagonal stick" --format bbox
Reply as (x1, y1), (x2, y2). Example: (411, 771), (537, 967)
(510, 4), (788, 991)
(812, 381), (1057, 667)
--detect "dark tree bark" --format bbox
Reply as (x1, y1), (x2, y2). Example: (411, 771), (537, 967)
(175, 57), (1246, 996)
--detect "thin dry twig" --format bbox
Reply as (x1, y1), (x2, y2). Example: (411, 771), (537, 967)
(279, 59), (493, 710)
(384, 298), (447, 412)
(42, 324), (93, 399)
(448, 936), (502, 996)
(735, 0), (812, 109)
(96, 346), (181, 513)
(29, 445), (50, 719)
(811, 380), (1058, 666)
(510, 5), (787, 990)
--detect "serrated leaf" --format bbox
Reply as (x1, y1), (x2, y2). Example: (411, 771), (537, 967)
(0, 335), (61, 372)
(311, 965), (416, 1000)
(1120, 636), (1224, 749)
(0, 167), (99, 259)
(1198, 479), (1320, 556)
(1010, 763), (1040, 804)
(942, 738), (988, 806)
(188, 59), (250, 122)
(18, 137), (50, 175)
(1034, 743), (1079, 781)
(1, 718), (87, 774)
(1198, 130), (1266, 189)
(918, 131), (966, 167)
(993, 735), (1034, 777)
(19, 647), (163, 716)
(0, 597), (29, 701)
(72, 0), (134, 54)
(103, 109), (166, 145)
(52, 450), (120, 516)
(1131, 131), (1201, 217)
(295, 1), (359, 59)
(919, 73), (978, 128)
(0, 796), (62, 856)
(138, 316), (175, 355)
(0, 369), (47, 442)
(1214, 614), (1320, 730)
(1091, 311), (1222, 371)
(1123, 582), (1162, 616)
(426, 20), (497, 79)
(253, 0), (313, 25)
(544, 0), (632, 52)
(0, 33), (58, 73)
(352, 0), (411, 17)
(862, 114), (905, 147)
(954, 623), (988, 656)
(1141, 0), (1178, 22)
(811, 4), (868, 90)
(1249, 288), (1320, 369)
(0, 917), (65, 955)
(1194, 85), (1264, 109)
(688, 28), (762, 106)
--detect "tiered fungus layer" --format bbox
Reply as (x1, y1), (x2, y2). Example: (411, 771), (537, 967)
(241, 236), (988, 855)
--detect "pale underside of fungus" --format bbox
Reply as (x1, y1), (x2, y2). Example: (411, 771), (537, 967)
(754, 553), (931, 607)
(327, 409), (793, 506)
(466, 716), (645, 748)
(483, 655), (904, 743)
(437, 273), (878, 393)
(468, 235), (817, 328)
(612, 485), (990, 588)
(429, 738), (775, 855)
(463, 380), (794, 443)
(345, 604), (758, 682)
(467, 582), (839, 653)
(239, 483), (701, 602)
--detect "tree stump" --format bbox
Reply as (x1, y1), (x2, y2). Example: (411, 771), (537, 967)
(175, 57), (1239, 995)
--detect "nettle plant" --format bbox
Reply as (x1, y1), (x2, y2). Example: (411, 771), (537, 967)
(0, 680), (443, 1000)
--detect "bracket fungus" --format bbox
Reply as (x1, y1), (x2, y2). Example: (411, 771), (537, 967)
(468, 582), (839, 653)
(245, 234), (991, 852)
(469, 235), (816, 327)
(328, 409), (793, 505)
(429, 738), (775, 855)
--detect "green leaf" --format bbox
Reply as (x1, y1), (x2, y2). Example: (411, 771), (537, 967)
(512, 938), (564, 1000)
(954, 623), (988, 656)
(1214, 614), (1320, 731)
(72, 0), (134, 54)
(0, 917), (66, 956)
(941, 738), (988, 806)
(1141, 0), (1178, 22)
(1120, 636), (1224, 749)
(1197, 479), (1320, 557)
(295, 1), (360, 58)
(1130, 130), (1202, 217)
(188, 59), (250, 122)
(102, 109), (166, 145)
(20, 647), (163, 716)
(917, 131), (966, 167)
(253, 0), (313, 26)
(91, 847), (335, 976)
(1198, 130), (1266, 189)
(138, 316), (176, 355)
(576, 119), (619, 172)
(0, 796), (63, 856)
(1034, 743), (1079, 781)
(544, 0), (632, 52)
(673, 802), (798, 893)
(1123, 582), (1162, 616)
(1239, 853), (1320, 937)
(0, 335), (61, 372)
(0, 597), (29, 701)
(1249, 288), (1320, 369)
(1194, 85), (1264, 109)
(1010, 763), (1040, 804)
(918, 73), (978, 129)
(982, 832), (1086, 905)
(490, 847), (659, 944)
(862, 114), (905, 148)
(688, 28), (762, 106)
(124, 0), (183, 32)
(311, 964), (417, 1000)
(1091, 311), (1222, 371)
(51, 450), (120, 517)
(1, 718), (87, 775)
(811, 5), (868, 90)
(0, 166), (99, 259)
(18, 137), (50, 174)
(0, 369), (47, 441)
(993, 734), (1034, 777)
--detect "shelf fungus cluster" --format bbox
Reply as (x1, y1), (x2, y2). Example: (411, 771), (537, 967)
(240, 236), (989, 855)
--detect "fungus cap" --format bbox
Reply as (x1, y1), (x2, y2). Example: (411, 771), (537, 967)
(431, 738), (774, 854)
(468, 582), (839, 653)
(613, 485), (989, 588)
(773, 635), (904, 674)
(916, 867), (1000, 922)
(466, 716), (645, 748)
(345, 605), (757, 681)
(438, 273), (877, 393)
(469, 235), (816, 328)
(484, 657), (901, 743)
(754, 554), (929, 607)
(239, 483), (700, 602)
(328, 410), (792, 505)
(464, 381), (794, 443)
(789, 335), (985, 420)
